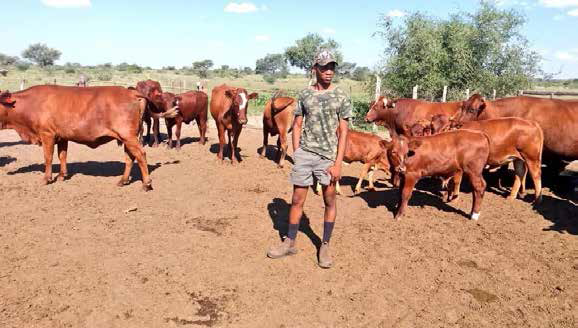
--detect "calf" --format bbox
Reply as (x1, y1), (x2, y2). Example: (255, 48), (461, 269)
(316, 130), (391, 195)
(260, 94), (296, 168)
(210, 84), (258, 164)
(382, 130), (490, 220)
(137, 79), (166, 147)
(163, 91), (209, 149)
(454, 119), (544, 203)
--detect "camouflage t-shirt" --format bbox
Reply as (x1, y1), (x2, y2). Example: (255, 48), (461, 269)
(295, 87), (353, 160)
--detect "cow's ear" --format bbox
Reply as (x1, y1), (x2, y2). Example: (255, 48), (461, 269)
(248, 92), (258, 100)
(478, 98), (486, 111)
(225, 89), (235, 98)
(378, 140), (391, 150)
(408, 139), (422, 151)
(0, 91), (15, 105)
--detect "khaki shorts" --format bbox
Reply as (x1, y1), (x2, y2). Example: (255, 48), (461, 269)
(290, 148), (334, 187)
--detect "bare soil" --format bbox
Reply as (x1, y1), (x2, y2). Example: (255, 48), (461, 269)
(1, 120), (577, 328)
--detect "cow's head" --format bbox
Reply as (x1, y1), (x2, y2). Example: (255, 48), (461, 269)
(161, 92), (180, 114)
(0, 90), (15, 128)
(379, 134), (421, 174)
(458, 94), (486, 122)
(272, 97), (295, 113)
(430, 114), (450, 134)
(366, 96), (395, 123)
(225, 88), (258, 125)
(136, 80), (164, 112)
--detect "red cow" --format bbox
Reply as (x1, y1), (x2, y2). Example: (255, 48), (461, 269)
(137, 79), (167, 147)
(163, 91), (209, 149)
(0, 86), (169, 191)
(210, 84), (258, 164)
(459, 94), (578, 160)
(366, 96), (462, 136)
(381, 130), (490, 220)
(260, 93), (296, 168)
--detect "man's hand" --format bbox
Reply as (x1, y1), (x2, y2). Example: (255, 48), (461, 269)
(327, 164), (342, 182)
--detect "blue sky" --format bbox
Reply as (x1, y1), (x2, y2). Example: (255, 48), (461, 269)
(2, 0), (578, 78)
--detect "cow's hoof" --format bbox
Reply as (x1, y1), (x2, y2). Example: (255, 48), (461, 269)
(152, 143), (159, 148)
(42, 178), (52, 185)
(277, 164), (284, 169)
(117, 179), (130, 187)
(506, 195), (516, 201)
(56, 174), (67, 182)
(142, 183), (153, 192)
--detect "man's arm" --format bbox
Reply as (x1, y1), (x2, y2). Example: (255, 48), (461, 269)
(292, 115), (303, 153)
(327, 118), (349, 182)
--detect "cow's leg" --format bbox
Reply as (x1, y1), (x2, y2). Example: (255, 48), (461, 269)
(447, 171), (463, 203)
(232, 128), (242, 164)
(392, 171), (401, 188)
(368, 166), (376, 190)
(467, 171), (486, 220)
(276, 137), (282, 163)
(279, 132), (289, 168)
(118, 144), (135, 187)
(228, 129), (236, 164)
(123, 139), (152, 191)
(40, 134), (55, 185)
(56, 140), (68, 182)
(395, 175), (417, 220)
(144, 116), (151, 146)
(354, 162), (372, 194)
(165, 119), (174, 149)
(508, 160), (527, 200)
(197, 117), (207, 145)
(260, 127), (269, 159)
(216, 124), (226, 163)
(152, 118), (160, 147)
(175, 118), (183, 151)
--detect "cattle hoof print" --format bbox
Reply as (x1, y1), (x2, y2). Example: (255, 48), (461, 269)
(142, 184), (153, 192)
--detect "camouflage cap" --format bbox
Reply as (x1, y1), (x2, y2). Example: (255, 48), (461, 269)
(313, 49), (338, 67)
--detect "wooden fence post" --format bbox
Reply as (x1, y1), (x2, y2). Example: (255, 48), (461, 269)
(465, 89), (470, 99)
(54, 79), (57, 85)
(20, 80), (26, 91)
(412, 85), (418, 99)
(373, 75), (382, 133)
(492, 89), (496, 100)
(442, 86), (447, 102)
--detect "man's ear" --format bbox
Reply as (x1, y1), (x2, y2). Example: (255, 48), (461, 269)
(248, 92), (258, 100)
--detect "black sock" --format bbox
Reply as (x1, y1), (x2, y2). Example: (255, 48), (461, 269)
(287, 223), (299, 240)
(323, 221), (335, 244)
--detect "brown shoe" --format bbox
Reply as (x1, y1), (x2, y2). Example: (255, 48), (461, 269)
(267, 238), (298, 259)
(318, 242), (333, 269)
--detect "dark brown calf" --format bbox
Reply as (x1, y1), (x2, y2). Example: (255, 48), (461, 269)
(163, 91), (209, 150)
(260, 94), (295, 168)
(136, 79), (167, 148)
(381, 130), (490, 220)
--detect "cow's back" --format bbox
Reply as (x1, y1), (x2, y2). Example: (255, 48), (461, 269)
(7, 85), (144, 145)
(344, 130), (383, 162)
(394, 99), (461, 135)
(179, 91), (208, 123)
(489, 97), (578, 159)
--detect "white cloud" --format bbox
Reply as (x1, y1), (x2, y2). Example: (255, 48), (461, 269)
(386, 9), (407, 18)
(321, 27), (336, 35)
(255, 35), (270, 42)
(555, 50), (578, 61)
(538, 0), (578, 8)
(568, 8), (578, 15)
(224, 2), (258, 13)
(41, 0), (90, 8)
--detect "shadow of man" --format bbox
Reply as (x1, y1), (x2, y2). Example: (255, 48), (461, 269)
(267, 197), (322, 252)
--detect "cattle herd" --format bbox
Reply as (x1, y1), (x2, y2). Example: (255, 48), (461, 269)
(0, 80), (577, 221)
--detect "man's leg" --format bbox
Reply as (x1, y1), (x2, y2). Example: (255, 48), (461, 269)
(319, 182), (337, 268)
(267, 185), (308, 259)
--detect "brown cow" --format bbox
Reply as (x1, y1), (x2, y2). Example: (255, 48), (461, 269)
(366, 96), (462, 136)
(163, 91), (209, 149)
(0, 85), (169, 191)
(210, 84), (258, 164)
(459, 94), (578, 160)
(260, 93), (296, 168)
(137, 79), (167, 147)
(381, 130), (490, 220)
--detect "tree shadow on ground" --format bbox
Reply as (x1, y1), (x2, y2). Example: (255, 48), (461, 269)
(0, 156), (17, 167)
(0, 141), (27, 148)
(6, 160), (178, 184)
(256, 146), (294, 167)
(267, 197), (322, 251)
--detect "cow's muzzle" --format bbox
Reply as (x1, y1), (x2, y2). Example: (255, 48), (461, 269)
(239, 119), (248, 125)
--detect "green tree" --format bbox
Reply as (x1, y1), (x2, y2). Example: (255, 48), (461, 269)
(338, 62), (357, 78)
(192, 59), (214, 78)
(373, 2), (541, 100)
(352, 66), (371, 81)
(22, 43), (61, 67)
(256, 53), (289, 84)
(0, 53), (20, 66)
(285, 33), (343, 73)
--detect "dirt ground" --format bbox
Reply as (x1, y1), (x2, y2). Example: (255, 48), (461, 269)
(1, 120), (577, 328)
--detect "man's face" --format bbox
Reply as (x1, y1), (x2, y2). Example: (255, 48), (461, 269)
(314, 62), (336, 84)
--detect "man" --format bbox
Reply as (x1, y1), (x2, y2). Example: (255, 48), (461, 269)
(267, 50), (352, 269)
